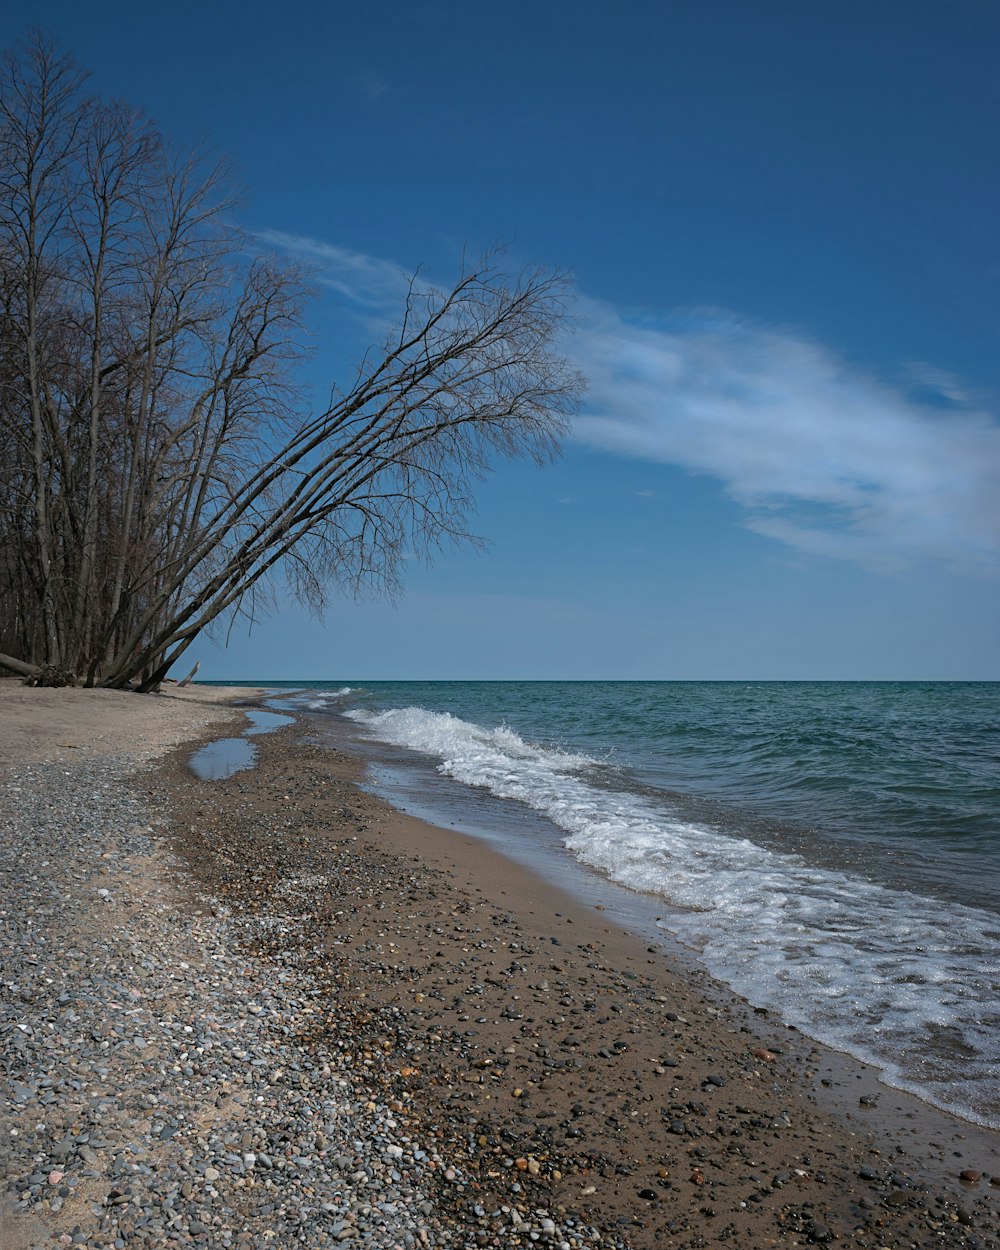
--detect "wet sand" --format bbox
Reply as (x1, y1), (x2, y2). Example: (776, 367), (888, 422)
(156, 703), (1000, 1249)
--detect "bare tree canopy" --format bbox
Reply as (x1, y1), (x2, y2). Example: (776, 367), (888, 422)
(0, 33), (582, 690)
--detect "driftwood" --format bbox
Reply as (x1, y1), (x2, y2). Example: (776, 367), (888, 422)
(0, 651), (37, 679)
(0, 652), (77, 686)
(177, 660), (201, 688)
(23, 664), (78, 688)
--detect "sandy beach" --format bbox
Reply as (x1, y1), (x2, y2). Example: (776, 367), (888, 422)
(2, 683), (999, 1250)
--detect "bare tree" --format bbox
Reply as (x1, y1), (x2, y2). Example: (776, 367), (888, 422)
(0, 34), (581, 690)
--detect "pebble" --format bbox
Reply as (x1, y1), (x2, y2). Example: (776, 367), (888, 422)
(0, 749), (614, 1250)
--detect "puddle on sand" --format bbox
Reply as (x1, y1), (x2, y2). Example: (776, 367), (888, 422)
(244, 710), (293, 735)
(188, 737), (257, 781)
(188, 704), (293, 780)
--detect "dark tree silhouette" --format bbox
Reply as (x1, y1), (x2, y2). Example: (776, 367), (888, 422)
(0, 35), (581, 689)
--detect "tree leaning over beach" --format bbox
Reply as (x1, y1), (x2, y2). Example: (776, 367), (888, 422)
(0, 33), (582, 690)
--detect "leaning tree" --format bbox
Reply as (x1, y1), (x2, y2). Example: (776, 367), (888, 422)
(0, 34), (582, 690)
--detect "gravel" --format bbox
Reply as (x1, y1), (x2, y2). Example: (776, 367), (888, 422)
(1, 751), (609, 1249)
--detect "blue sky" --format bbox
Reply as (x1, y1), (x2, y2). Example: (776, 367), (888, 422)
(5, 1), (999, 678)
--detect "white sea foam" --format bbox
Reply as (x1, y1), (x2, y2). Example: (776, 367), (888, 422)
(347, 703), (1000, 1126)
(305, 687), (357, 709)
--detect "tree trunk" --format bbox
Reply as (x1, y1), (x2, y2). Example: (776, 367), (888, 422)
(0, 651), (37, 678)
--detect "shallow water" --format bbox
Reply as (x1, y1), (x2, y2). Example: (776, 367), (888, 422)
(188, 736), (256, 781)
(244, 709), (294, 736)
(187, 707), (292, 779)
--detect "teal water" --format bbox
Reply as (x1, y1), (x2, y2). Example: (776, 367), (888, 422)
(244, 680), (999, 1126)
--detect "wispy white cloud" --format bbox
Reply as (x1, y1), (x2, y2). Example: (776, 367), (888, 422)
(349, 70), (389, 103)
(571, 301), (1000, 574)
(254, 229), (411, 307)
(253, 229), (1000, 574)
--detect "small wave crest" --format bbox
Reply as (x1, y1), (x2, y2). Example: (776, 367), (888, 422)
(346, 706), (594, 774)
(304, 686), (357, 709)
(347, 702), (1000, 1126)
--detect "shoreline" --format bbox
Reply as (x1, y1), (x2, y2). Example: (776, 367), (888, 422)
(161, 702), (1000, 1246)
(2, 685), (998, 1250)
(331, 712), (999, 1143)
